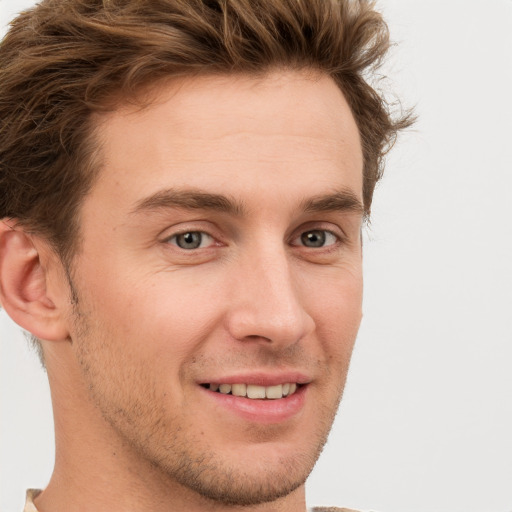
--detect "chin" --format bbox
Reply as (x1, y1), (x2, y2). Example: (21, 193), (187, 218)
(162, 450), (315, 507)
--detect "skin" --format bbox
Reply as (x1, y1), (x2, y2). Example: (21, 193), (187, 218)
(0, 70), (364, 512)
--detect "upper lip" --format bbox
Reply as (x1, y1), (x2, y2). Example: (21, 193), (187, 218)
(199, 371), (311, 387)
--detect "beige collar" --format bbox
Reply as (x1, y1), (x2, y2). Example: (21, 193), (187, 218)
(23, 489), (359, 512)
(24, 489), (42, 512)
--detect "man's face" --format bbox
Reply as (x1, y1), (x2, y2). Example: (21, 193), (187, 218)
(64, 71), (364, 505)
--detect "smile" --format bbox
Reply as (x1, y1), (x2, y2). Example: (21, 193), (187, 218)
(203, 382), (299, 399)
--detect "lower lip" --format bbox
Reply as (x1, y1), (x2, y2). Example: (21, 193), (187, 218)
(200, 385), (307, 424)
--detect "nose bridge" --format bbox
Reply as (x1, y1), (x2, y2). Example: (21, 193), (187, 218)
(226, 241), (314, 345)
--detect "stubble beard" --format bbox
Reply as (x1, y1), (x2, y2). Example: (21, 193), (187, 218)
(143, 396), (341, 507)
(108, 399), (340, 508)
(69, 284), (345, 507)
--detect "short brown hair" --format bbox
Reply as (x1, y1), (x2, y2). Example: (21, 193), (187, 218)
(0, 0), (412, 264)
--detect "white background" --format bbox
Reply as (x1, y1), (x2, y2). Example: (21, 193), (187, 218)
(1, 1), (511, 511)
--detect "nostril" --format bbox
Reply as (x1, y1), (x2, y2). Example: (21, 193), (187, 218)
(245, 334), (272, 342)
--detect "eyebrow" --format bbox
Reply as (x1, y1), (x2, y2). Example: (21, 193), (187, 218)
(301, 189), (365, 216)
(130, 187), (364, 217)
(130, 188), (246, 216)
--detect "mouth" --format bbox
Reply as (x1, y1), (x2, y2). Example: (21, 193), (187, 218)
(199, 378), (308, 424)
(200, 382), (300, 400)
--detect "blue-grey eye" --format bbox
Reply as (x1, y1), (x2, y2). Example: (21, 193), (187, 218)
(172, 231), (211, 250)
(300, 230), (337, 248)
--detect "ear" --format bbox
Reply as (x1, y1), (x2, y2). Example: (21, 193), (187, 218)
(0, 220), (70, 341)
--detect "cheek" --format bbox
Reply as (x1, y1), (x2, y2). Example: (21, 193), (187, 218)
(99, 270), (226, 361)
(306, 270), (363, 356)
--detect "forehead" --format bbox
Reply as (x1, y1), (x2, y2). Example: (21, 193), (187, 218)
(87, 70), (363, 215)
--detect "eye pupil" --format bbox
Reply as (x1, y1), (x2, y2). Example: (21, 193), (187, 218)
(176, 232), (202, 249)
(301, 230), (326, 247)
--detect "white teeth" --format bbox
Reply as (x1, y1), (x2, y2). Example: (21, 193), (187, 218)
(231, 383), (247, 397)
(219, 384), (232, 394)
(247, 384), (266, 399)
(266, 384), (283, 399)
(208, 382), (299, 399)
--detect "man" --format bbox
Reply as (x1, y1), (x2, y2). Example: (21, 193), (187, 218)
(0, 1), (411, 511)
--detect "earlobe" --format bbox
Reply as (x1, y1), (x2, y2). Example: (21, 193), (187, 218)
(0, 220), (69, 341)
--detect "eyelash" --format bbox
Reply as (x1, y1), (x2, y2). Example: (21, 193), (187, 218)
(165, 231), (216, 250)
(290, 229), (340, 249)
(164, 228), (342, 251)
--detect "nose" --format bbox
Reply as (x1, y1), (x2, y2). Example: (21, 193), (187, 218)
(225, 246), (315, 348)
